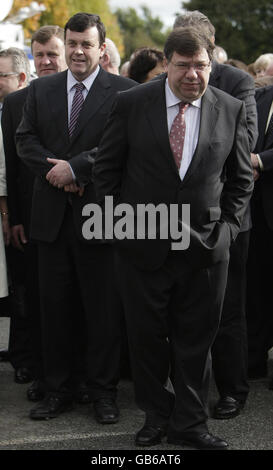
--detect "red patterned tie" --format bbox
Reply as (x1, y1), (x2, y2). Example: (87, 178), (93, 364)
(69, 82), (85, 137)
(169, 102), (189, 168)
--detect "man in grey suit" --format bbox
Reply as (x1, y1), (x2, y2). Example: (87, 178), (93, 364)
(16, 13), (136, 421)
(94, 27), (253, 449)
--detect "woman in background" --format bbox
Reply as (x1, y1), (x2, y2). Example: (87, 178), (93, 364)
(128, 47), (166, 83)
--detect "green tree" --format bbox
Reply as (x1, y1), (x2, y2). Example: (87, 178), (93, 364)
(8, 1), (124, 55)
(181, 0), (273, 63)
(115, 6), (169, 61)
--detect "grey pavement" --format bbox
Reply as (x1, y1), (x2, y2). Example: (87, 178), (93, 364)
(0, 317), (273, 451)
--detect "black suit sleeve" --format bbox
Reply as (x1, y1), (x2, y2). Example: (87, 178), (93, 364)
(254, 87), (273, 171)
(230, 73), (258, 152)
(94, 96), (128, 206)
(259, 148), (273, 171)
(15, 80), (56, 177)
(2, 98), (22, 226)
(221, 102), (254, 240)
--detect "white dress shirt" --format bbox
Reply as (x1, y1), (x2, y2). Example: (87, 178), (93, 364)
(67, 66), (100, 126)
(165, 79), (201, 181)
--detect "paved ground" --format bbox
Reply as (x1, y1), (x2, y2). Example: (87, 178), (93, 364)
(1, 317), (273, 453)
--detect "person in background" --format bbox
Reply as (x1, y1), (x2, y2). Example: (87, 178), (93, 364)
(213, 45), (228, 64)
(254, 75), (273, 88)
(246, 84), (273, 385)
(120, 61), (129, 77)
(0, 128), (10, 308)
(128, 47), (166, 83)
(0, 47), (32, 384)
(225, 59), (249, 73)
(253, 53), (273, 78)
(100, 38), (120, 75)
(2, 26), (68, 404)
(264, 62), (273, 77)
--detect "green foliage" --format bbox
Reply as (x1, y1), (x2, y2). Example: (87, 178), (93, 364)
(8, 0), (124, 57)
(115, 6), (169, 61)
(182, 0), (273, 63)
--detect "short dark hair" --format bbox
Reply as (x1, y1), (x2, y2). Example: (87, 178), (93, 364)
(128, 48), (164, 83)
(31, 25), (64, 51)
(164, 27), (215, 63)
(64, 13), (106, 46)
(173, 11), (215, 38)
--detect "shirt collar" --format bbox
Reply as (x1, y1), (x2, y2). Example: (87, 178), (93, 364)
(165, 78), (202, 109)
(67, 66), (100, 93)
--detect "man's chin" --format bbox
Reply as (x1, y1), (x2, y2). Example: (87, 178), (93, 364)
(40, 69), (56, 76)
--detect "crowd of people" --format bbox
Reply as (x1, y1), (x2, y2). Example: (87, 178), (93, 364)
(0, 9), (273, 450)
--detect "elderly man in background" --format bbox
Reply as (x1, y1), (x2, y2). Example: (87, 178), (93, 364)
(100, 38), (121, 75)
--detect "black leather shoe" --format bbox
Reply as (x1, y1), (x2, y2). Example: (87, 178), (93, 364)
(269, 377), (273, 390)
(14, 367), (33, 384)
(0, 348), (9, 362)
(27, 380), (46, 402)
(135, 424), (166, 447)
(168, 432), (228, 450)
(29, 394), (73, 420)
(74, 383), (92, 404)
(213, 396), (244, 419)
(93, 398), (119, 424)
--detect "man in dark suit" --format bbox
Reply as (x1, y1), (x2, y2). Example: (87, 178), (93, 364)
(16, 13), (136, 421)
(0, 47), (33, 384)
(2, 26), (67, 402)
(173, 11), (258, 420)
(246, 85), (273, 385)
(94, 27), (253, 449)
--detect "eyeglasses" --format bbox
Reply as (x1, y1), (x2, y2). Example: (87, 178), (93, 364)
(0, 72), (19, 78)
(170, 62), (211, 72)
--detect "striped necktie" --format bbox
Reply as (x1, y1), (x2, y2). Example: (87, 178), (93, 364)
(69, 82), (85, 137)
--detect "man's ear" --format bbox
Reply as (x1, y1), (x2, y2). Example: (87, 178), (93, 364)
(18, 71), (27, 88)
(99, 42), (107, 60)
(100, 52), (110, 66)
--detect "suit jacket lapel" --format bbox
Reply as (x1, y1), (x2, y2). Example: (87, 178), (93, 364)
(69, 68), (111, 144)
(209, 61), (220, 88)
(144, 80), (219, 182)
(47, 70), (70, 146)
(182, 86), (219, 186)
(145, 77), (181, 177)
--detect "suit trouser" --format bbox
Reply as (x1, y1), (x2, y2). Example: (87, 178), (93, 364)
(37, 206), (121, 399)
(116, 250), (229, 436)
(6, 246), (33, 371)
(246, 199), (273, 373)
(22, 242), (44, 379)
(212, 230), (250, 402)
